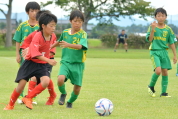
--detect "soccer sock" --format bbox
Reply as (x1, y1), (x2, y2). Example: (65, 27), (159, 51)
(20, 90), (24, 97)
(26, 83), (46, 98)
(149, 73), (160, 87)
(161, 76), (168, 94)
(28, 81), (37, 95)
(67, 91), (78, 103)
(58, 84), (67, 94)
(48, 79), (56, 96)
(9, 88), (20, 106)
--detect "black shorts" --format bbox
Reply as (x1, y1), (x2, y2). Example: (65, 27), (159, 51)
(118, 40), (125, 44)
(15, 60), (50, 84)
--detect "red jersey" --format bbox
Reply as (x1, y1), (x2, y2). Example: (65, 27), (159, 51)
(21, 31), (56, 58)
(26, 31), (56, 64)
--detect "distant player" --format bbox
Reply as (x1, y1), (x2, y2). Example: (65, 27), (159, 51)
(3, 13), (57, 110)
(146, 8), (177, 97)
(13, 1), (40, 104)
(114, 30), (128, 52)
(51, 10), (88, 108)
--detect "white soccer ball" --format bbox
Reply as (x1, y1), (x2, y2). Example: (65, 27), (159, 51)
(95, 98), (114, 116)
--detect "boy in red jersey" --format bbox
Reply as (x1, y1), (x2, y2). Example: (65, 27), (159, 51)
(4, 13), (57, 110)
(13, 2), (40, 104)
(20, 10), (57, 106)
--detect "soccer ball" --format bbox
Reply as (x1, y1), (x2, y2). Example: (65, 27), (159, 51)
(95, 98), (113, 116)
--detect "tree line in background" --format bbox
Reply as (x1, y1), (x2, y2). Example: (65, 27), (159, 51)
(0, 0), (155, 48)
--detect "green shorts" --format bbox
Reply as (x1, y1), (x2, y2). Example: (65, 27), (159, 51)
(150, 50), (172, 70)
(58, 61), (85, 86)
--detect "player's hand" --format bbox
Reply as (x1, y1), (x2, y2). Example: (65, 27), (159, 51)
(22, 47), (29, 59)
(124, 43), (128, 45)
(173, 56), (177, 64)
(16, 54), (21, 63)
(48, 59), (57, 66)
(151, 21), (157, 30)
(59, 40), (69, 48)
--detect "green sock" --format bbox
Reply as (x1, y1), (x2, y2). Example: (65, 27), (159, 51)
(58, 84), (67, 94)
(68, 91), (78, 103)
(162, 76), (168, 93)
(149, 73), (160, 87)
(20, 90), (24, 97)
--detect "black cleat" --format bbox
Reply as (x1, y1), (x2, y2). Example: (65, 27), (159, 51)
(66, 102), (72, 108)
(58, 94), (67, 105)
(148, 85), (156, 97)
(160, 93), (171, 97)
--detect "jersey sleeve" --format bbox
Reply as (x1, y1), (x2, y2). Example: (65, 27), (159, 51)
(125, 34), (128, 38)
(168, 28), (175, 44)
(29, 34), (42, 58)
(146, 26), (151, 42)
(13, 23), (23, 43)
(79, 32), (88, 50)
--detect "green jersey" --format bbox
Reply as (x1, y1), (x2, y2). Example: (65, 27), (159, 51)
(146, 25), (175, 50)
(13, 20), (39, 45)
(58, 28), (88, 63)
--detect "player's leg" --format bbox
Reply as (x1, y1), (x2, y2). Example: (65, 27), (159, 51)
(114, 41), (119, 52)
(28, 76), (38, 105)
(160, 51), (171, 97)
(4, 79), (27, 110)
(17, 49), (25, 104)
(22, 76), (50, 109)
(148, 51), (161, 97)
(58, 75), (67, 105)
(66, 63), (84, 108)
(124, 42), (128, 52)
(67, 85), (81, 108)
(57, 62), (68, 105)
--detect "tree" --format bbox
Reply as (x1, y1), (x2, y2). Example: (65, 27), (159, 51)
(0, 0), (13, 47)
(41, 0), (155, 31)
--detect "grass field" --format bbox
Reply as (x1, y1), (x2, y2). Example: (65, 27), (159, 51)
(0, 42), (178, 119)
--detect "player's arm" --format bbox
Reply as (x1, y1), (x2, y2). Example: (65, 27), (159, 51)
(59, 40), (82, 49)
(36, 56), (57, 66)
(170, 43), (177, 64)
(149, 21), (157, 42)
(15, 42), (21, 63)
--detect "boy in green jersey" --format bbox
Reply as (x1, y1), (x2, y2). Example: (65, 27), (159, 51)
(13, 1), (40, 104)
(146, 8), (177, 97)
(51, 10), (88, 108)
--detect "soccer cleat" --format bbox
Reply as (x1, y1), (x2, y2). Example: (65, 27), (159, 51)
(3, 104), (14, 110)
(176, 74), (178, 77)
(66, 102), (72, 108)
(148, 86), (156, 97)
(114, 50), (116, 52)
(46, 93), (57, 105)
(160, 93), (171, 97)
(22, 97), (33, 110)
(17, 96), (23, 104)
(32, 98), (37, 105)
(58, 94), (67, 105)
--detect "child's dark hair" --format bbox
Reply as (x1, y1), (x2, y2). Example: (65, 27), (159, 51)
(25, 2), (40, 13)
(70, 10), (84, 22)
(36, 10), (51, 21)
(39, 13), (57, 31)
(154, 8), (167, 17)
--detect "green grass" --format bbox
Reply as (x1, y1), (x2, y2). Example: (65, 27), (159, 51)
(0, 49), (178, 119)
(0, 40), (177, 118)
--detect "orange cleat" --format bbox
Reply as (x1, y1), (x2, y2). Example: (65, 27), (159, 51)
(22, 97), (33, 110)
(46, 93), (57, 105)
(3, 104), (14, 110)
